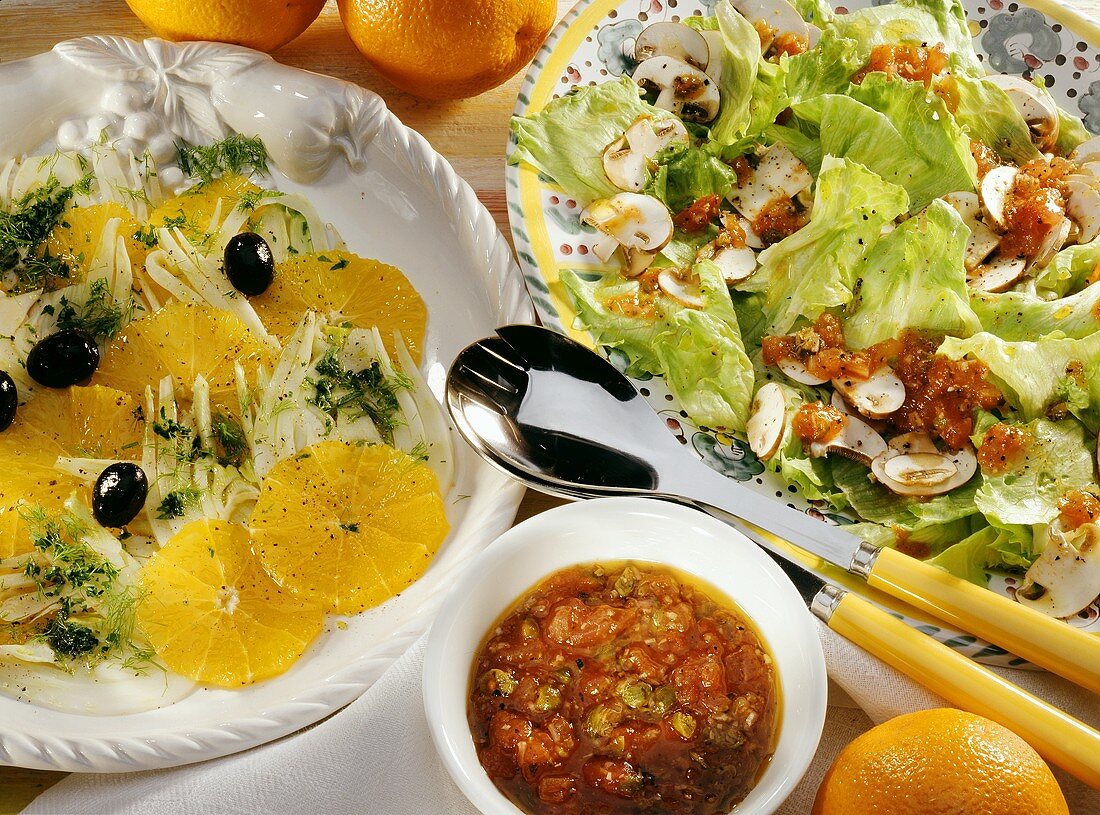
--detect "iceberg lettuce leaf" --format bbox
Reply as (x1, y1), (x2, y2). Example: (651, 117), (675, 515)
(952, 75), (1042, 165)
(644, 143), (740, 212)
(736, 155), (909, 334)
(844, 199), (981, 348)
(971, 284), (1100, 341)
(1033, 236), (1100, 298)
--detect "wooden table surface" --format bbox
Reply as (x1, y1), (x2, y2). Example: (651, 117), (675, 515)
(2, 0), (1099, 810)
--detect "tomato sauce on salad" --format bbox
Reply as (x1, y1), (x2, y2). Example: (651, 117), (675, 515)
(468, 563), (777, 815)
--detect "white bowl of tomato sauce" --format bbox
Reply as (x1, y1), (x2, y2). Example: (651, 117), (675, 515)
(423, 496), (827, 815)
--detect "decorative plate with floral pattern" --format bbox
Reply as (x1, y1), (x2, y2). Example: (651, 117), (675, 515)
(505, 0), (1100, 666)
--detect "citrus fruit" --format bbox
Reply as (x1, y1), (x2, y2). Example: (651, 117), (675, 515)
(95, 302), (275, 404)
(338, 0), (556, 99)
(45, 202), (148, 286)
(812, 708), (1069, 815)
(147, 174), (264, 248)
(136, 518), (324, 686)
(252, 249), (427, 363)
(249, 440), (448, 614)
(123, 0), (325, 53)
(0, 385), (142, 558)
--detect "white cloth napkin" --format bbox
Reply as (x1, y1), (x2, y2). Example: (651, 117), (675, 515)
(25, 623), (1100, 815)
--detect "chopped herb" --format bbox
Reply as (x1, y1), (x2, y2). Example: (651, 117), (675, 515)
(155, 486), (203, 520)
(152, 408), (191, 441)
(307, 348), (411, 444)
(55, 278), (133, 339)
(339, 521), (360, 533)
(330, 258), (349, 270)
(132, 224), (158, 249)
(211, 410), (247, 467)
(408, 441), (430, 462)
(45, 617), (98, 658)
(177, 135), (269, 184)
(236, 187), (282, 212)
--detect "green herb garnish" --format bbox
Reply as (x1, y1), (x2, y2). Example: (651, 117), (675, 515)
(155, 486), (204, 520)
(177, 135), (269, 184)
(0, 176), (90, 292)
(55, 278), (133, 339)
(307, 349), (411, 444)
(211, 410), (247, 468)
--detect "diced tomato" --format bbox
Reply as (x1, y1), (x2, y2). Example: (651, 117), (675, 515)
(544, 600), (637, 650)
(582, 758), (645, 798)
(1059, 489), (1100, 531)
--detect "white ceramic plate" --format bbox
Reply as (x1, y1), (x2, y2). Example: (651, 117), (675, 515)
(506, 0), (1100, 666)
(423, 497), (827, 815)
(0, 36), (532, 772)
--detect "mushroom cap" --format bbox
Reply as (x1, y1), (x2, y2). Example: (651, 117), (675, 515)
(1066, 178), (1100, 245)
(984, 74), (1060, 151)
(1017, 521), (1100, 618)
(1030, 215), (1070, 270)
(1070, 135), (1100, 164)
(634, 21), (710, 71)
(979, 164), (1019, 230)
(633, 56), (721, 124)
(601, 116), (689, 192)
(778, 357), (829, 386)
(870, 445), (977, 497)
(729, 143), (813, 222)
(711, 244), (758, 284)
(730, 0), (821, 49)
(941, 191), (1001, 272)
(968, 255), (1027, 293)
(580, 192), (674, 253)
(832, 366), (906, 420)
(746, 382), (788, 461)
(657, 268), (705, 308)
(808, 414), (888, 465)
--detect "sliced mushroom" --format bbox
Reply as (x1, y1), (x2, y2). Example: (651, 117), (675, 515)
(1066, 178), (1100, 245)
(729, 143), (813, 222)
(657, 268), (705, 308)
(870, 444), (977, 497)
(623, 246), (659, 277)
(730, 0), (822, 51)
(591, 232), (620, 263)
(886, 432), (939, 456)
(778, 357), (828, 386)
(808, 414), (888, 465)
(746, 382), (788, 461)
(1017, 521), (1100, 618)
(634, 22), (710, 71)
(738, 216), (765, 249)
(968, 255), (1027, 293)
(979, 165), (1018, 230)
(711, 244), (758, 284)
(832, 367), (905, 420)
(984, 74), (1060, 152)
(942, 191), (1001, 272)
(602, 116), (690, 192)
(1071, 135), (1100, 165)
(830, 389), (887, 432)
(1031, 215), (1070, 269)
(633, 57), (720, 124)
(581, 193), (674, 263)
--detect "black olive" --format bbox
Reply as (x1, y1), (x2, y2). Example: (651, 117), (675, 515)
(92, 462), (148, 528)
(224, 232), (275, 295)
(0, 372), (16, 431)
(26, 329), (99, 388)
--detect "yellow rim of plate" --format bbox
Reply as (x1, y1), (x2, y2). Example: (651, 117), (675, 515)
(516, 0), (1100, 342)
(514, 0), (1100, 633)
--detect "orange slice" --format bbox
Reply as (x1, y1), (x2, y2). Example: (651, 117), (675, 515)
(95, 302), (275, 404)
(136, 519), (324, 687)
(146, 174), (264, 248)
(248, 440), (448, 614)
(252, 250), (427, 363)
(45, 202), (149, 287)
(0, 385), (141, 557)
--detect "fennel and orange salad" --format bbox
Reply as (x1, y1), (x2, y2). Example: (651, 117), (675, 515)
(0, 136), (451, 712)
(511, 0), (1100, 617)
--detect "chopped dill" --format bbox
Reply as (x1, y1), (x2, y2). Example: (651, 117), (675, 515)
(0, 175), (93, 292)
(177, 134), (269, 184)
(307, 349), (411, 444)
(155, 486), (204, 520)
(408, 440), (430, 462)
(330, 257), (349, 270)
(211, 410), (247, 468)
(55, 278), (133, 339)
(152, 408), (191, 441)
(132, 223), (159, 249)
(236, 187), (282, 212)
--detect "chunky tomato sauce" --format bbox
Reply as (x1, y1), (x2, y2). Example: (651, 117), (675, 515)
(468, 563), (778, 815)
(793, 401), (846, 446)
(751, 196), (807, 246)
(1000, 158), (1074, 260)
(852, 42), (949, 86)
(977, 422), (1032, 474)
(761, 314), (895, 382)
(1059, 489), (1100, 531)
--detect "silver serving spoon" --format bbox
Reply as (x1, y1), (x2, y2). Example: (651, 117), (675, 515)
(445, 324), (1100, 695)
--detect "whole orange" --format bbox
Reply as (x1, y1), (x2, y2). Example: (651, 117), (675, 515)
(124, 0), (326, 52)
(338, 0), (556, 99)
(813, 708), (1068, 815)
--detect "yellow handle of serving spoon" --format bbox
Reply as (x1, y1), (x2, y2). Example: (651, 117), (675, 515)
(864, 547), (1100, 694)
(826, 587), (1100, 789)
